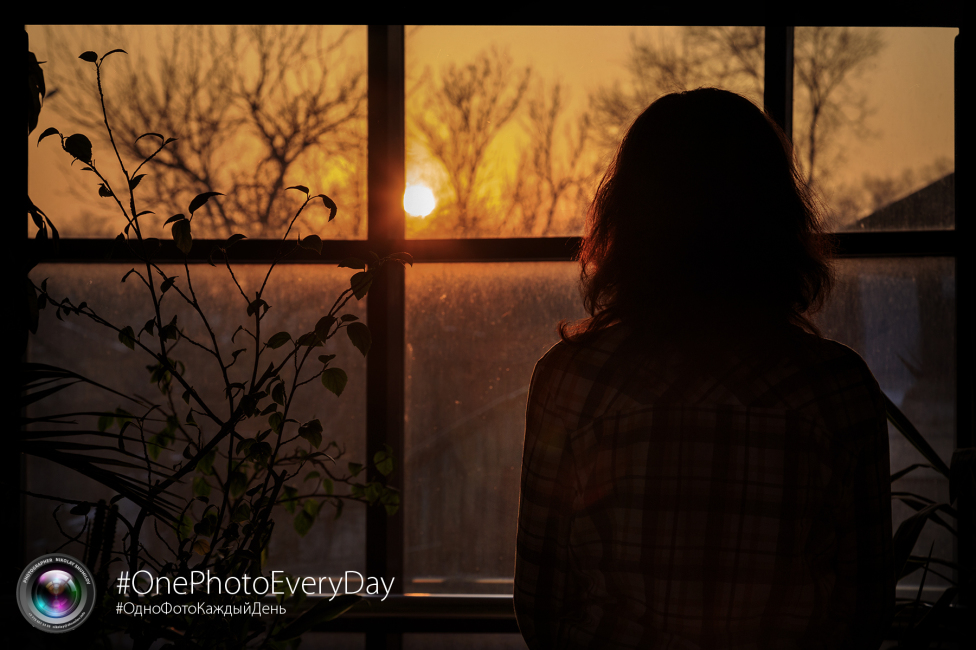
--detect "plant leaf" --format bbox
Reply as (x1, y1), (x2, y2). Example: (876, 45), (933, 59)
(338, 258), (366, 270)
(79, 51), (98, 63)
(299, 234), (323, 255)
(267, 332), (292, 349)
(172, 219), (192, 255)
(63, 134), (93, 163)
(118, 326), (136, 350)
(346, 322), (371, 356)
(321, 368), (348, 397)
(350, 271), (373, 300)
(188, 191), (223, 215)
(317, 194), (337, 221)
(37, 127), (61, 146)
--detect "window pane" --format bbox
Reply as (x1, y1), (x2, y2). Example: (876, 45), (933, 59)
(27, 26), (367, 239)
(815, 257), (956, 596)
(404, 263), (586, 593)
(405, 26), (763, 239)
(25, 263), (367, 579)
(792, 27), (956, 231)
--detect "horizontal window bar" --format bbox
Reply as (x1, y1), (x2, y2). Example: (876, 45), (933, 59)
(27, 231), (960, 264)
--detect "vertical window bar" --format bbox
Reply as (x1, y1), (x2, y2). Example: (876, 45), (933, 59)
(953, 30), (973, 608)
(366, 24), (406, 650)
(763, 25), (794, 142)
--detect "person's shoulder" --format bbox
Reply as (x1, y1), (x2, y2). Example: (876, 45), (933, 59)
(778, 328), (885, 428)
(788, 330), (879, 385)
(534, 323), (633, 376)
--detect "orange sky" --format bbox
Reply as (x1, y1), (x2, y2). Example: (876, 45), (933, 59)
(28, 26), (956, 236)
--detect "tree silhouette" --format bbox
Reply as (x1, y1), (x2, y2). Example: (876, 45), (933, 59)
(793, 26), (885, 187)
(506, 82), (602, 236)
(590, 26), (884, 193)
(410, 48), (531, 236)
(37, 25), (367, 238)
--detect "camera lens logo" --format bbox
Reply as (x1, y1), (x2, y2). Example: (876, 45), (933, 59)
(17, 554), (96, 633)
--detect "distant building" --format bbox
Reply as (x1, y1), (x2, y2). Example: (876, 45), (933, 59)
(846, 172), (955, 231)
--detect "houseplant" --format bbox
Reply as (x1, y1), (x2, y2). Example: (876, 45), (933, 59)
(22, 45), (406, 649)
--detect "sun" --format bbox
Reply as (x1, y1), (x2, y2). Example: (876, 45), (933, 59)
(403, 183), (436, 218)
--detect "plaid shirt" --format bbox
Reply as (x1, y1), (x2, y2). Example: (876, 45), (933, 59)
(515, 324), (893, 649)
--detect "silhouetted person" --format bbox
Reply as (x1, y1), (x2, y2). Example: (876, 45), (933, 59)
(515, 88), (893, 649)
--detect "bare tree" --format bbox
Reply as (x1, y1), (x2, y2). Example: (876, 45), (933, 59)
(589, 26), (883, 192)
(793, 26), (885, 187)
(40, 25), (367, 238)
(507, 82), (602, 236)
(411, 48), (530, 235)
(590, 27), (764, 153)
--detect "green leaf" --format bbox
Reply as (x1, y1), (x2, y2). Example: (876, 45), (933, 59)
(269, 412), (284, 435)
(304, 471), (321, 483)
(373, 445), (394, 477)
(303, 499), (321, 518)
(228, 471), (248, 497)
(346, 322), (371, 356)
(197, 448), (217, 475)
(118, 326), (136, 350)
(381, 490), (400, 516)
(350, 271), (373, 300)
(298, 419), (323, 448)
(97, 413), (114, 432)
(271, 382), (286, 405)
(172, 219), (192, 255)
(231, 502), (251, 523)
(188, 191), (223, 215)
(79, 51), (98, 63)
(321, 368), (348, 397)
(299, 234), (323, 255)
(322, 477), (334, 495)
(282, 485), (298, 514)
(192, 476), (211, 498)
(63, 134), (93, 163)
(294, 511), (314, 537)
(267, 331), (291, 349)
(348, 462), (363, 477)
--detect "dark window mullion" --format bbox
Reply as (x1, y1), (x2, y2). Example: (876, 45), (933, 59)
(366, 24), (406, 650)
(763, 25), (794, 141)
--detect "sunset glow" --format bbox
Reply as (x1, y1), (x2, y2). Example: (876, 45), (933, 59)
(404, 183), (436, 217)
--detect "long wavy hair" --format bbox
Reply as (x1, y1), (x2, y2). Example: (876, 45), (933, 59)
(561, 88), (833, 345)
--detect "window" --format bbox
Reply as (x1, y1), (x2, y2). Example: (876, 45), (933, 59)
(22, 25), (967, 647)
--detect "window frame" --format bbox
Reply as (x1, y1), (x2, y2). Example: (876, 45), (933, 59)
(20, 24), (970, 645)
